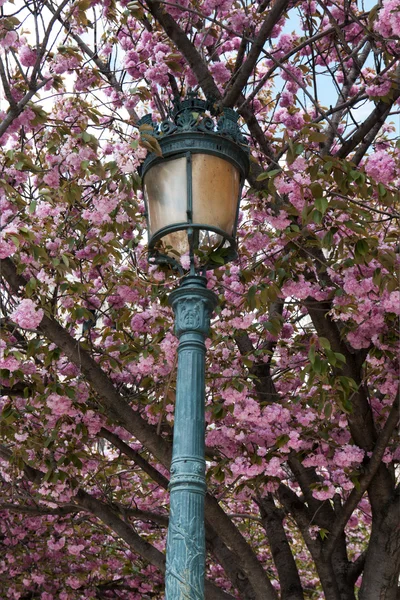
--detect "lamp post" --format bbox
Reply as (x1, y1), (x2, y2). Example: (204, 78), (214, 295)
(139, 95), (249, 599)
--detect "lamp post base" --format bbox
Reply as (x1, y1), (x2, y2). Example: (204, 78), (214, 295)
(166, 275), (218, 600)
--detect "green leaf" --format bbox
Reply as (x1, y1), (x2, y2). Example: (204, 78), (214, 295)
(319, 337), (331, 350)
(308, 132), (327, 143)
(247, 286), (257, 310)
(321, 229), (334, 248)
(275, 434), (290, 448)
(334, 353), (346, 364)
(325, 348), (337, 366)
(256, 168), (281, 181)
(312, 209), (323, 224)
(208, 251), (225, 265)
(378, 183), (387, 198)
(308, 345), (316, 364)
(310, 182), (323, 198)
(355, 239), (369, 257)
(140, 134), (163, 157)
(315, 197), (328, 214)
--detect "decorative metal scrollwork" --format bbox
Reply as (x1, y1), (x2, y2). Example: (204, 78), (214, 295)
(160, 119), (177, 135)
(198, 116), (214, 132)
(138, 94), (248, 147)
(176, 109), (198, 131)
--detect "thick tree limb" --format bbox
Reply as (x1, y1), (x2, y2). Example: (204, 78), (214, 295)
(99, 427), (170, 490)
(100, 428), (261, 597)
(0, 503), (79, 516)
(335, 88), (400, 159)
(144, 0), (221, 100)
(359, 494), (400, 600)
(144, 0), (276, 170)
(257, 494), (304, 600)
(324, 391), (400, 557)
(235, 301), (283, 403)
(223, 0), (291, 108)
(1, 257), (172, 466)
(277, 484), (341, 600)
(205, 494), (278, 600)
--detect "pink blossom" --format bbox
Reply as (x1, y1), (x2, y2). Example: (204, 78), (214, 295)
(312, 482), (335, 500)
(46, 394), (77, 418)
(267, 210), (291, 230)
(67, 543), (85, 556)
(47, 536), (65, 551)
(19, 46), (37, 68)
(82, 410), (103, 435)
(10, 299), (44, 330)
(0, 356), (21, 372)
(366, 79), (392, 98)
(53, 53), (81, 74)
(365, 150), (396, 185)
(43, 168), (60, 188)
(374, 0), (400, 38)
(66, 576), (81, 590)
(334, 444), (365, 468)
(210, 62), (231, 85)
(275, 107), (305, 131)
(383, 291), (400, 315)
(282, 277), (313, 300)
(0, 30), (18, 49)
(0, 237), (17, 259)
(264, 457), (285, 478)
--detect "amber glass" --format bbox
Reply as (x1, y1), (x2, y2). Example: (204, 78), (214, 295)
(158, 231), (190, 257)
(144, 153), (241, 258)
(192, 154), (240, 236)
(144, 157), (187, 237)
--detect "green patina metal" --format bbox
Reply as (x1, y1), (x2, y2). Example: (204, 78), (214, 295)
(166, 275), (217, 599)
(139, 95), (249, 599)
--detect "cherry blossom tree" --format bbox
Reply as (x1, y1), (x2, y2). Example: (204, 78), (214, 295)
(0, 0), (399, 598)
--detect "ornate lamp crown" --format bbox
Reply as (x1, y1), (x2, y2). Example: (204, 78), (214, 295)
(138, 93), (248, 148)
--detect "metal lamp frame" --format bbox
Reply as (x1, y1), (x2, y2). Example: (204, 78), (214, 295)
(139, 96), (250, 271)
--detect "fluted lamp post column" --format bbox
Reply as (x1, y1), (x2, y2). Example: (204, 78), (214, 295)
(139, 95), (249, 599)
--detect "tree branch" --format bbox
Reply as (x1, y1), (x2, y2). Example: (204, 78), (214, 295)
(0, 503), (79, 516)
(324, 390), (400, 557)
(335, 76), (400, 159)
(0, 257), (275, 599)
(98, 427), (170, 490)
(277, 484), (341, 600)
(223, 0), (291, 108)
(0, 444), (234, 600)
(1, 256), (172, 467)
(257, 494), (304, 600)
(321, 41), (371, 155)
(144, 0), (221, 100)
(43, 1), (140, 122)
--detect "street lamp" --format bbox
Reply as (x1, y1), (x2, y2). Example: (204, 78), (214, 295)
(139, 94), (249, 599)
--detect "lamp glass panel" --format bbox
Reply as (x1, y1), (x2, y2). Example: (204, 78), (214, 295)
(192, 154), (240, 239)
(144, 157), (187, 237)
(157, 231), (189, 257)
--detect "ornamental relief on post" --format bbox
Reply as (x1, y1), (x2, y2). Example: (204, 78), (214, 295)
(174, 298), (211, 336)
